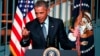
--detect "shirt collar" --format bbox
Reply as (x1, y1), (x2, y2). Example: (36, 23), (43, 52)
(44, 16), (49, 25)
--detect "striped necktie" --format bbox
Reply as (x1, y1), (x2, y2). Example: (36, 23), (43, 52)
(42, 23), (47, 40)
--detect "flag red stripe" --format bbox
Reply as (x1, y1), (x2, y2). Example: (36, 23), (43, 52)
(12, 25), (21, 41)
(14, 14), (22, 28)
(21, 48), (25, 56)
(23, 18), (27, 25)
(28, 12), (34, 21)
(10, 40), (21, 56)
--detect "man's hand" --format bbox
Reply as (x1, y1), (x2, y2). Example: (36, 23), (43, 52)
(22, 28), (30, 38)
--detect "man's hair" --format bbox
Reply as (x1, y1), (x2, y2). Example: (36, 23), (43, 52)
(34, 1), (49, 8)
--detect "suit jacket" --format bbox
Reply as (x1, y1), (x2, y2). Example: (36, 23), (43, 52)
(20, 16), (70, 50)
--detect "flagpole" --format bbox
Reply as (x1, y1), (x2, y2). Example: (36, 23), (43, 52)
(76, 0), (82, 56)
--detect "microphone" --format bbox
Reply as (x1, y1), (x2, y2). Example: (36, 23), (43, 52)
(46, 35), (58, 48)
(46, 35), (50, 48)
(55, 37), (57, 48)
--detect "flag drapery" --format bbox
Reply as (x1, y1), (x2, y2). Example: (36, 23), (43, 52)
(72, 0), (91, 23)
(71, 0), (91, 56)
(9, 0), (36, 56)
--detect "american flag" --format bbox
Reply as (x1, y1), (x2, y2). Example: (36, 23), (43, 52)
(9, 0), (36, 56)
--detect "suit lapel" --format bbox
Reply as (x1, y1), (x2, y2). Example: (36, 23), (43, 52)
(35, 20), (46, 42)
(48, 17), (55, 37)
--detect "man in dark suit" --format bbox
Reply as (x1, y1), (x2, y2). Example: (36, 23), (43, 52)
(20, 0), (70, 50)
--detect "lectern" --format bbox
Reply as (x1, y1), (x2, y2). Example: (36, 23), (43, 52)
(25, 49), (77, 56)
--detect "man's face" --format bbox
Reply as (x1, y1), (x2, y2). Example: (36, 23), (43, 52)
(34, 6), (49, 23)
